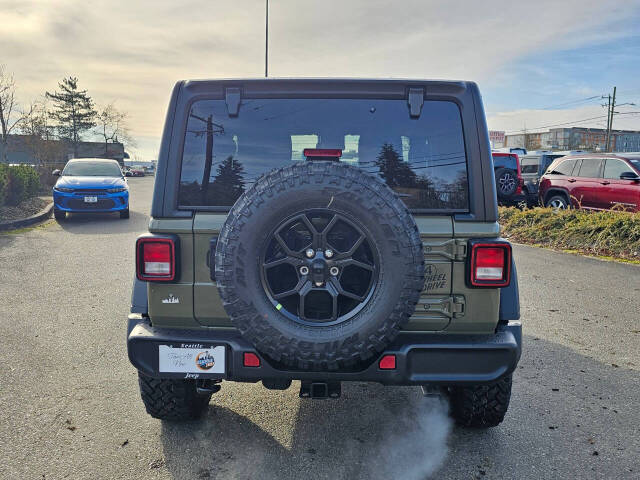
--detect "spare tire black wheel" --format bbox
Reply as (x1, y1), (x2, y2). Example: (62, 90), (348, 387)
(495, 168), (518, 199)
(215, 162), (424, 371)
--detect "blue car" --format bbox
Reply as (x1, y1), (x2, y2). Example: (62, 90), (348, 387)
(52, 158), (130, 221)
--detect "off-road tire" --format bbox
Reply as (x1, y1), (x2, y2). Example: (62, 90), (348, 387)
(54, 208), (65, 221)
(215, 161), (424, 371)
(120, 208), (130, 219)
(138, 372), (211, 421)
(449, 375), (512, 428)
(495, 168), (518, 199)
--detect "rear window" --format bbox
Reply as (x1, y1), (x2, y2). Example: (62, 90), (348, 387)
(548, 159), (577, 176)
(178, 98), (469, 210)
(492, 154), (518, 171)
(520, 156), (539, 174)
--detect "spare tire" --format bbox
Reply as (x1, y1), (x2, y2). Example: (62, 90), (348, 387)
(215, 161), (424, 371)
(495, 168), (518, 199)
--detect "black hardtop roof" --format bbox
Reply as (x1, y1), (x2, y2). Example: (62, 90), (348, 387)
(179, 78), (475, 98)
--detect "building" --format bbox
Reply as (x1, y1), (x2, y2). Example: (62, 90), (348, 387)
(504, 127), (640, 152)
(0, 134), (125, 165)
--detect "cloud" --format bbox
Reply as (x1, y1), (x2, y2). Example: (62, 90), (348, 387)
(1, 0), (638, 159)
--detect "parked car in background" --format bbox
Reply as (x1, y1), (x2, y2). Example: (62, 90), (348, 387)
(538, 153), (640, 211)
(52, 158), (130, 220)
(520, 152), (567, 206)
(492, 152), (525, 206)
(493, 147), (528, 157)
(127, 166), (145, 177)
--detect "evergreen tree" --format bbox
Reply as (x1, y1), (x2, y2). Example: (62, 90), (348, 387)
(374, 143), (417, 188)
(205, 156), (245, 205)
(46, 77), (97, 155)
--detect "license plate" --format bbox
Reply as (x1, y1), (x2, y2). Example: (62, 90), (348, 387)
(158, 345), (225, 374)
(84, 196), (98, 203)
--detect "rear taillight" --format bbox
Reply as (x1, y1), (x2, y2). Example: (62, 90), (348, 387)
(469, 242), (511, 287)
(136, 237), (176, 281)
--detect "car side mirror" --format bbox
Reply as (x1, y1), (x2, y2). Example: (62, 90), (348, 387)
(52, 169), (61, 176)
(619, 171), (640, 181)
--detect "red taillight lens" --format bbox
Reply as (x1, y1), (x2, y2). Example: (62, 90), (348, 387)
(470, 243), (511, 287)
(136, 238), (175, 281)
(303, 148), (343, 159)
(378, 354), (396, 370)
(243, 352), (261, 367)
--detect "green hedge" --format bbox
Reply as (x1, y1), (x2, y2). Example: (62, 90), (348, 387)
(0, 164), (9, 206)
(499, 206), (640, 261)
(0, 165), (41, 207)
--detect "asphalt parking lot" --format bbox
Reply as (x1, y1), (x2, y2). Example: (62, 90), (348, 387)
(0, 176), (638, 479)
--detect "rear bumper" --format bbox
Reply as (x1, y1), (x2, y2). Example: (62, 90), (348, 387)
(127, 315), (522, 386)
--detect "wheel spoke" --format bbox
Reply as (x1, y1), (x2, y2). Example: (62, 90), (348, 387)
(329, 277), (366, 302)
(336, 258), (374, 271)
(264, 257), (303, 269)
(274, 233), (305, 258)
(273, 278), (307, 300)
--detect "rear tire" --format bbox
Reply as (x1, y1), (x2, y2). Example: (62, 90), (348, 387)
(120, 208), (130, 219)
(449, 376), (512, 428)
(545, 194), (569, 210)
(54, 208), (66, 221)
(137, 372), (211, 421)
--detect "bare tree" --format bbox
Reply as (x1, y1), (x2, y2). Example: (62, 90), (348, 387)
(96, 103), (136, 157)
(0, 65), (28, 162)
(19, 99), (65, 166)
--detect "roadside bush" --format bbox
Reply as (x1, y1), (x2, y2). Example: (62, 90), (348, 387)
(6, 165), (41, 206)
(0, 164), (9, 207)
(499, 206), (640, 261)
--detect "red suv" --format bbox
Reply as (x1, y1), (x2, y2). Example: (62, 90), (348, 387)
(539, 153), (640, 211)
(492, 152), (525, 206)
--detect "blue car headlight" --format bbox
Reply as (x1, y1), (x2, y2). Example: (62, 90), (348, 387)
(107, 187), (128, 193)
(54, 187), (74, 193)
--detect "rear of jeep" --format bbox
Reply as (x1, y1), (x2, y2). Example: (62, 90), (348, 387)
(127, 79), (521, 427)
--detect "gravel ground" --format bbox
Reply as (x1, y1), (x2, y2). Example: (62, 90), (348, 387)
(0, 196), (49, 221)
(0, 176), (638, 479)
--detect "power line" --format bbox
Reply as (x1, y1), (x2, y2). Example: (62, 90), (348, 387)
(537, 95), (602, 110)
(504, 115), (609, 134)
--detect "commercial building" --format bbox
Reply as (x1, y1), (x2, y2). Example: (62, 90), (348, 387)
(505, 127), (640, 152)
(0, 134), (126, 165)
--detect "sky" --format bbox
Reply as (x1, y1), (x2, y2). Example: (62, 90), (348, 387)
(1, 0), (640, 160)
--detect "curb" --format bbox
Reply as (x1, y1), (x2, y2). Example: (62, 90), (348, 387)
(0, 202), (54, 232)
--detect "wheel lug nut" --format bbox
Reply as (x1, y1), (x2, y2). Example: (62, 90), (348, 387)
(324, 249), (334, 258)
(329, 266), (339, 276)
(300, 266), (309, 275)
(305, 248), (315, 258)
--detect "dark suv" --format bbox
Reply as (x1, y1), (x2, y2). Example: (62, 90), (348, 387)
(492, 152), (525, 206)
(127, 79), (521, 428)
(539, 153), (640, 210)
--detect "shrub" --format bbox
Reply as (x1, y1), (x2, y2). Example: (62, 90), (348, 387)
(6, 165), (41, 206)
(0, 163), (9, 207)
(499, 206), (640, 261)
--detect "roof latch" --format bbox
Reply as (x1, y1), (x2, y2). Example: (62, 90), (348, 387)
(407, 87), (424, 118)
(225, 87), (241, 117)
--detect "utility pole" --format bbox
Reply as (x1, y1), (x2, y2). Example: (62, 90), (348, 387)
(265, 0), (269, 77)
(605, 86), (616, 152)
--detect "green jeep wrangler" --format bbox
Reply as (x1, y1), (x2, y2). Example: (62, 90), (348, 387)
(127, 79), (521, 427)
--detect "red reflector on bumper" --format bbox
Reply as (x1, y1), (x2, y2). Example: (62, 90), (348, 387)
(243, 352), (261, 367)
(379, 354), (396, 370)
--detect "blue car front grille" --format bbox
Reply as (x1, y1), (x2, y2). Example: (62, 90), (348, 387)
(68, 198), (116, 209)
(68, 189), (109, 195)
